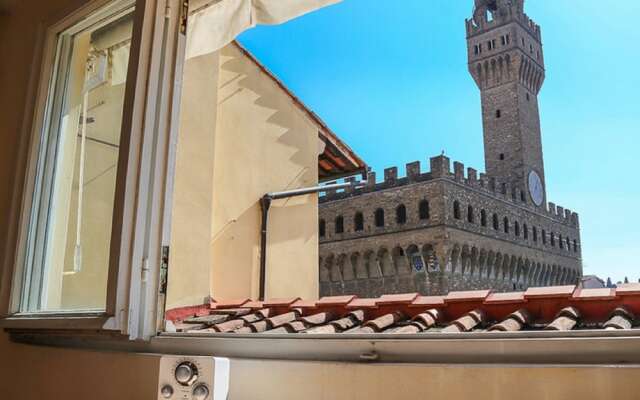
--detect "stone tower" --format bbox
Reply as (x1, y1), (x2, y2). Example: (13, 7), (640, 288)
(466, 0), (547, 207)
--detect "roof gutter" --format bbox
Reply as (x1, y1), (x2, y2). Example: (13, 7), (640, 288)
(259, 180), (367, 300)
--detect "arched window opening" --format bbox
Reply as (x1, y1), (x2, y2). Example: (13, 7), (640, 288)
(503, 217), (509, 234)
(523, 224), (529, 240)
(396, 204), (407, 225)
(542, 229), (547, 245)
(533, 226), (538, 242)
(566, 237), (571, 251)
(319, 219), (326, 237)
(493, 214), (499, 230)
(559, 234), (564, 249)
(550, 232), (556, 247)
(515, 221), (520, 237)
(419, 200), (430, 220)
(354, 212), (364, 232)
(453, 200), (461, 220)
(335, 216), (344, 234)
(480, 209), (487, 227)
(496, 109), (501, 118)
(375, 208), (385, 228)
(573, 240), (578, 253)
(467, 205), (474, 223)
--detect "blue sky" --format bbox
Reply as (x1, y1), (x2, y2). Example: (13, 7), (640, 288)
(239, 1), (640, 283)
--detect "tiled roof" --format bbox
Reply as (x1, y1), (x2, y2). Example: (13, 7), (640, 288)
(166, 284), (640, 335)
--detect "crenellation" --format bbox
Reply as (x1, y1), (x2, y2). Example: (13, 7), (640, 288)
(556, 206), (565, 219)
(366, 171), (376, 188)
(467, 168), (478, 184)
(344, 176), (356, 193)
(430, 155), (451, 178)
(548, 202), (556, 216)
(454, 161), (465, 182)
(384, 166), (398, 183)
(406, 161), (421, 181)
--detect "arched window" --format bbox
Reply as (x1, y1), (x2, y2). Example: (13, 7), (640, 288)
(480, 210), (487, 227)
(467, 205), (474, 223)
(542, 229), (547, 245)
(503, 217), (509, 234)
(533, 226), (538, 242)
(493, 214), (499, 230)
(319, 219), (326, 237)
(566, 237), (571, 251)
(396, 204), (407, 225)
(453, 200), (461, 220)
(375, 208), (385, 228)
(523, 223), (529, 240)
(354, 212), (364, 232)
(550, 232), (556, 247)
(573, 240), (578, 253)
(335, 216), (344, 234)
(419, 200), (430, 220)
(559, 234), (564, 249)
(515, 221), (520, 237)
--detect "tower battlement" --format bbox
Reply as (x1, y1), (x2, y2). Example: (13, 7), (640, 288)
(319, 155), (579, 228)
(465, 0), (540, 40)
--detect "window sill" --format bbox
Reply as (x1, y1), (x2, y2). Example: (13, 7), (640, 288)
(7, 328), (640, 365)
(0, 312), (111, 330)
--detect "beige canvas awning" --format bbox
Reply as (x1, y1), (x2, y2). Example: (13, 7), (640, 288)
(186, 0), (341, 60)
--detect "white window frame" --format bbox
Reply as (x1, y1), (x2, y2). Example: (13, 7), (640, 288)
(0, 0), (185, 340)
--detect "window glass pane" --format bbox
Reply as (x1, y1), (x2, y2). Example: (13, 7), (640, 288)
(24, 3), (134, 312)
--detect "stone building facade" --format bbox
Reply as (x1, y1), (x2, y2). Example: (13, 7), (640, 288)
(318, 0), (583, 298)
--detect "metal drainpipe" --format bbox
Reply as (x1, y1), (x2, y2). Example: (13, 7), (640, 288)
(258, 180), (367, 300)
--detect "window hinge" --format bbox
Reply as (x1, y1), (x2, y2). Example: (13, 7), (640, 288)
(141, 257), (150, 282)
(179, 0), (189, 35)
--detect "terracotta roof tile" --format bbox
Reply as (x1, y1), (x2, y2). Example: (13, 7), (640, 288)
(445, 290), (491, 303)
(545, 307), (581, 331)
(346, 298), (378, 309)
(317, 295), (356, 306)
(484, 292), (526, 304)
(211, 299), (250, 308)
(263, 298), (301, 307)
(377, 293), (418, 305)
(572, 288), (616, 301)
(166, 284), (640, 336)
(525, 285), (575, 299)
(409, 295), (446, 307)
(616, 283), (640, 296)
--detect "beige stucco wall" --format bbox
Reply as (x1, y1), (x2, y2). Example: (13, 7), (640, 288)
(167, 42), (320, 307)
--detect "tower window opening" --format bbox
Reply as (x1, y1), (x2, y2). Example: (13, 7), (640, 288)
(499, 153), (505, 161)
(335, 216), (344, 234)
(522, 38), (525, 46)
(501, 36), (506, 46)
(496, 109), (501, 118)
(520, 190), (526, 202)
(515, 221), (520, 237)
(523, 224), (529, 240)
(573, 240), (578, 253)
(503, 217), (509, 234)
(453, 200), (461, 220)
(542, 229), (547, 245)
(566, 237), (571, 251)
(530, 44), (533, 53)
(375, 208), (385, 228)
(550, 233), (556, 247)
(467, 205), (475, 223)
(491, 39), (496, 50)
(533, 227), (538, 242)
(559, 234), (564, 249)
(474, 44), (480, 55)
(480, 209), (487, 227)
(419, 200), (430, 220)
(354, 212), (364, 232)
(319, 219), (326, 237)
(493, 214), (499, 230)
(526, 92), (530, 101)
(396, 204), (407, 225)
